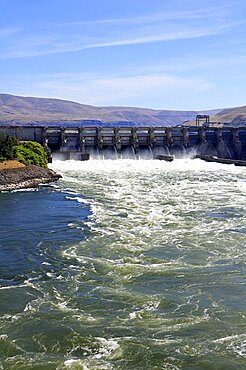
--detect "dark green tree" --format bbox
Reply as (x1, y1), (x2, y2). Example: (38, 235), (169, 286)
(0, 135), (18, 160)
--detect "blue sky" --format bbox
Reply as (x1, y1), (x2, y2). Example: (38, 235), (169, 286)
(0, 0), (246, 110)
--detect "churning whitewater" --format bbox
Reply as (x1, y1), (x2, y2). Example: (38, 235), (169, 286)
(0, 158), (245, 369)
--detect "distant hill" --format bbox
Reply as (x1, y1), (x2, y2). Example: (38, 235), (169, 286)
(0, 94), (223, 126)
(212, 106), (246, 125)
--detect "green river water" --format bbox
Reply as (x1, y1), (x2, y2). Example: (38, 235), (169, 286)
(0, 158), (245, 369)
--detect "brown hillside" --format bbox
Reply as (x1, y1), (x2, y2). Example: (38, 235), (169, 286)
(0, 94), (222, 126)
(212, 105), (246, 124)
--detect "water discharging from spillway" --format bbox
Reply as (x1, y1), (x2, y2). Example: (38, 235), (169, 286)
(52, 144), (181, 161)
(0, 158), (245, 369)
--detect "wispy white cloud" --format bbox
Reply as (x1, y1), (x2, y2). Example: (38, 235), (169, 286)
(1, 71), (213, 108)
(127, 53), (246, 76)
(84, 23), (241, 49)
(53, 6), (229, 26)
(3, 47), (246, 109)
(0, 5), (242, 59)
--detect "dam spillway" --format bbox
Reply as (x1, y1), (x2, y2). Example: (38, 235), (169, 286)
(1, 125), (246, 160)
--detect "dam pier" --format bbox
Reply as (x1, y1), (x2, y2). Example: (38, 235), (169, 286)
(1, 125), (246, 161)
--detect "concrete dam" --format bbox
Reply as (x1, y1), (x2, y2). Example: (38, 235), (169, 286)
(1, 125), (246, 161)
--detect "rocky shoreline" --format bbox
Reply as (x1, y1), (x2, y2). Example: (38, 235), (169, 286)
(0, 164), (62, 192)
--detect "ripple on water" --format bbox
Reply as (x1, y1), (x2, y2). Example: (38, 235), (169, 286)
(0, 159), (246, 369)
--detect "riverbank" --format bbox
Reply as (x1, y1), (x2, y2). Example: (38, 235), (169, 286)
(0, 160), (62, 192)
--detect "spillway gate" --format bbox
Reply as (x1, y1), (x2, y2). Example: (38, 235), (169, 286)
(1, 125), (246, 160)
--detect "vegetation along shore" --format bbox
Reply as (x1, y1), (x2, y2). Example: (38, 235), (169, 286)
(0, 135), (61, 192)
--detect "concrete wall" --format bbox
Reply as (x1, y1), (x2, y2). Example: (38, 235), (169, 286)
(1, 125), (246, 159)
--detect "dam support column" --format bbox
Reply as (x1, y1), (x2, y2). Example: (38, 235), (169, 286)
(215, 128), (231, 158)
(42, 127), (52, 163)
(166, 128), (173, 153)
(198, 127), (206, 144)
(182, 127), (189, 148)
(79, 128), (89, 160)
(42, 127), (48, 146)
(198, 127), (213, 156)
(61, 128), (67, 150)
(132, 128), (139, 153)
(232, 128), (242, 159)
(149, 128), (155, 148)
(114, 128), (121, 152)
(97, 128), (104, 152)
(79, 128), (86, 152)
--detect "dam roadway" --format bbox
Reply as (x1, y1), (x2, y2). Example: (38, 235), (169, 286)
(1, 125), (246, 160)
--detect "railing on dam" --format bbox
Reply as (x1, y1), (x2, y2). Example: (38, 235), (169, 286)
(1, 125), (246, 160)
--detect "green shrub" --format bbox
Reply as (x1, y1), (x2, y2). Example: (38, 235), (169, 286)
(0, 135), (48, 168)
(14, 142), (48, 168)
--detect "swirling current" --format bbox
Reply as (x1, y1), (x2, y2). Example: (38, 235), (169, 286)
(0, 158), (245, 369)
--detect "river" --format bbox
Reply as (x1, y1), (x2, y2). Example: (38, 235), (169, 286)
(0, 158), (245, 369)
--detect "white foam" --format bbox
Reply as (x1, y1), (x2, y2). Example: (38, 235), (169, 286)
(214, 334), (246, 343)
(48, 157), (246, 357)
(214, 334), (246, 357)
(66, 196), (85, 203)
(0, 334), (8, 340)
(63, 359), (87, 369)
(94, 337), (120, 359)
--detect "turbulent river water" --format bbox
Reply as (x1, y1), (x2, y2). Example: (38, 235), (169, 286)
(0, 158), (246, 369)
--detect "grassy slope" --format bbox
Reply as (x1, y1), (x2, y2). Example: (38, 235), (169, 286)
(2, 93), (245, 125)
(212, 106), (246, 123)
(0, 94), (215, 126)
(0, 160), (25, 170)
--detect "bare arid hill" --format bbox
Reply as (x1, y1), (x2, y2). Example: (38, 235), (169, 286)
(211, 105), (246, 125)
(0, 94), (222, 126)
